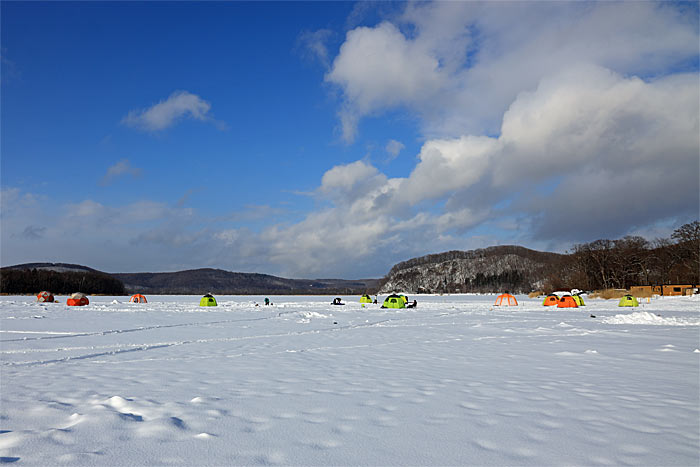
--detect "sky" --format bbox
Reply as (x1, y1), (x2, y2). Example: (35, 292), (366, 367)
(1, 1), (699, 279)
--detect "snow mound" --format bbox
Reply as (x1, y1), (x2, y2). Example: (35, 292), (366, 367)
(603, 311), (700, 326)
(297, 311), (328, 319)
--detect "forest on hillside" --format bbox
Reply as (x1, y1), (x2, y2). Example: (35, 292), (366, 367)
(543, 221), (699, 292)
(0, 269), (126, 295)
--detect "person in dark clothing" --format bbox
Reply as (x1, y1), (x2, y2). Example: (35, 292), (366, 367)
(407, 300), (418, 308)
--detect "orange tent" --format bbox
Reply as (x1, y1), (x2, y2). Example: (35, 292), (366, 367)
(494, 293), (518, 306)
(557, 295), (578, 308)
(543, 294), (559, 306)
(37, 291), (55, 303)
(129, 294), (147, 303)
(67, 292), (89, 307)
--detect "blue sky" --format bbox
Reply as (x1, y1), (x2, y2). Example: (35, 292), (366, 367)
(2, 1), (698, 278)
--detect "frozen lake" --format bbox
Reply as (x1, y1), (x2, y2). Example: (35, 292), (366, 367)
(1, 294), (698, 465)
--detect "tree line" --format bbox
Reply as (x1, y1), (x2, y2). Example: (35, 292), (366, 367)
(544, 221), (699, 292)
(0, 268), (126, 295)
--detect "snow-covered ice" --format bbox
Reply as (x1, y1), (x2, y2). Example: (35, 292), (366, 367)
(1, 294), (698, 466)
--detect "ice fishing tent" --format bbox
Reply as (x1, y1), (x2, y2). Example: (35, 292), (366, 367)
(494, 293), (518, 306)
(572, 294), (585, 306)
(618, 294), (639, 307)
(399, 295), (409, 305)
(200, 294), (217, 307)
(129, 294), (147, 303)
(557, 295), (578, 308)
(67, 292), (89, 307)
(382, 294), (406, 309)
(542, 294), (559, 306)
(37, 291), (54, 303)
(360, 294), (373, 304)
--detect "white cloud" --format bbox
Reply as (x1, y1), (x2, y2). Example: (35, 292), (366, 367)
(122, 91), (220, 132)
(257, 64), (698, 275)
(327, 2), (698, 141)
(296, 29), (334, 67)
(326, 21), (445, 142)
(385, 139), (404, 159)
(100, 159), (142, 186)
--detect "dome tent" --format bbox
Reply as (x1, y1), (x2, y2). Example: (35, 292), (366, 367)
(67, 293), (89, 307)
(542, 294), (558, 306)
(494, 293), (518, 306)
(381, 294), (405, 309)
(360, 294), (373, 304)
(37, 291), (54, 303)
(572, 294), (585, 306)
(557, 295), (578, 308)
(200, 294), (217, 307)
(129, 294), (147, 303)
(618, 294), (639, 307)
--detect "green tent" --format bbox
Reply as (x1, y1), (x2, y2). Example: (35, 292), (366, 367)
(200, 294), (217, 307)
(572, 294), (585, 306)
(381, 294), (406, 309)
(360, 294), (373, 304)
(618, 294), (639, 307)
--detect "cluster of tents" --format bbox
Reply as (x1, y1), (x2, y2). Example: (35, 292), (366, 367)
(36, 291), (91, 306)
(492, 291), (641, 308)
(542, 293), (585, 308)
(541, 292), (639, 308)
(35, 291), (641, 309)
(35, 291), (146, 306)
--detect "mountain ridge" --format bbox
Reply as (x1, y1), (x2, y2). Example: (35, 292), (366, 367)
(2, 263), (379, 295)
(379, 245), (563, 294)
(3, 245), (561, 295)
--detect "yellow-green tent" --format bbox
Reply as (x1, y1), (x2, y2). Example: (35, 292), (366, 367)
(200, 294), (217, 307)
(618, 295), (638, 307)
(573, 295), (585, 306)
(381, 294), (406, 309)
(360, 294), (373, 304)
(399, 295), (409, 305)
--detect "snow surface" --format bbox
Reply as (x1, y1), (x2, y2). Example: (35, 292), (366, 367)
(1, 294), (698, 466)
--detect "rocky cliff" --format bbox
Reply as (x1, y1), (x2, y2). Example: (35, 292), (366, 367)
(378, 246), (563, 294)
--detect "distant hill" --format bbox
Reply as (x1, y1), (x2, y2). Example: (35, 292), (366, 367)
(1, 263), (125, 295)
(113, 269), (380, 295)
(2, 263), (379, 295)
(4, 262), (101, 274)
(5, 248), (562, 296)
(378, 246), (564, 294)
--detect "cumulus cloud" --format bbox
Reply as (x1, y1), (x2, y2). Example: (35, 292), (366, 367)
(326, 21), (445, 142)
(122, 91), (221, 132)
(100, 159), (142, 186)
(327, 2), (698, 140)
(258, 63), (698, 275)
(307, 1), (698, 265)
